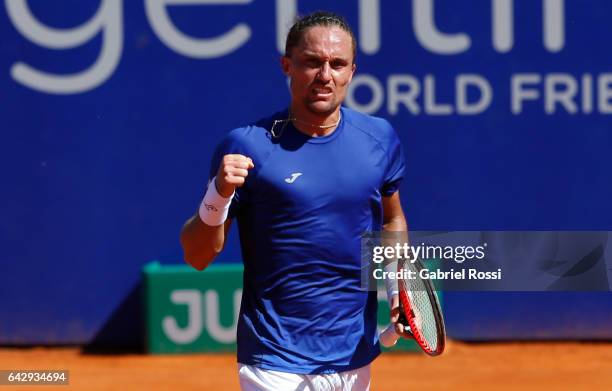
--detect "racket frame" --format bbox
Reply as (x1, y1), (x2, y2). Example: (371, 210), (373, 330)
(398, 257), (446, 356)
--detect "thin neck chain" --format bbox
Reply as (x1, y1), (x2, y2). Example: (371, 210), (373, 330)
(289, 113), (341, 129)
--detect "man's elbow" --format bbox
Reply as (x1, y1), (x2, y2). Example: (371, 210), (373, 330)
(182, 246), (222, 271)
(183, 252), (213, 271)
(179, 222), (225, 271)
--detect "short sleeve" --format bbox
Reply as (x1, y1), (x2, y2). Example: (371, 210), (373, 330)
(207, 130), (249, 218)
(380, 121), (406, 196)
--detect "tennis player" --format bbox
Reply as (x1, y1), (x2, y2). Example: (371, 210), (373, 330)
(181, 11), (409, 390)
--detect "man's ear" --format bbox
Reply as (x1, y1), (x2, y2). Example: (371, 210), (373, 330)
(280, 55), (291, 76)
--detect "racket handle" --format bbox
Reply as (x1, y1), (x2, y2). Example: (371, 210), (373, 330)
(379, 324), (401, 348)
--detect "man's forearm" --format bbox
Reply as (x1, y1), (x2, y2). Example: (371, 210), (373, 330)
(382, 215), (407, 232)
(180, 215), (226, 271)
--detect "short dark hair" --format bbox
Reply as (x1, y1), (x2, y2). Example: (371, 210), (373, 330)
(284, 11), (357, 62)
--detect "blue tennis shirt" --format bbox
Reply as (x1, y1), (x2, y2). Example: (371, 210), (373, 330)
(209, 106), (405, 374)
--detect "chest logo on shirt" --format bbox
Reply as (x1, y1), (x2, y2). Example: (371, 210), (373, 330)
(284, 172), (303, 184)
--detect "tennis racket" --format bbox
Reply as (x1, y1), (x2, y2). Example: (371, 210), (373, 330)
(379, 256), (446, 356)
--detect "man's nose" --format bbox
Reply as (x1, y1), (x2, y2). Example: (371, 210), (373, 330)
(317, 62), (332, 82)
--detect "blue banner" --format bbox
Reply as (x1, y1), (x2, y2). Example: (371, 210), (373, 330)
(1, 0), (611, 343)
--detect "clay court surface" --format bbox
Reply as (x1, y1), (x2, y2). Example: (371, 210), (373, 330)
(1, 341), (611, 390)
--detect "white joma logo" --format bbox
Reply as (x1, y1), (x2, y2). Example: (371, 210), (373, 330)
(285, 173), (303, 184)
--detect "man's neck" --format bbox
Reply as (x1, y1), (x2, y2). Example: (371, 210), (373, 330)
(289, 107), (342, 137)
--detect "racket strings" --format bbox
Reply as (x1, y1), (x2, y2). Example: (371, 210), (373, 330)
(399, 260), (440, 352)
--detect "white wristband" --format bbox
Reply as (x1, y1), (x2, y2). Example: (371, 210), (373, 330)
(198, 177), (234, 226)
(384, 259), (399, 308)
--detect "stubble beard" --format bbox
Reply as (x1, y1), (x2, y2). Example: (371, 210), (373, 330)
(304, 96), (341, 118)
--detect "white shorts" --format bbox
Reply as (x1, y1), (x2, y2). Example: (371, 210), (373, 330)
(238, 363), (371, 391)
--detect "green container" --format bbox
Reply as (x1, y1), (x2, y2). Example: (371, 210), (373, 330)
(143, 262), (243, 354)
(143, 262), (420, 354)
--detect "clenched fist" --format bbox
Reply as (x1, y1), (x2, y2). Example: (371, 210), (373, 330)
(215, 154), (254, 198)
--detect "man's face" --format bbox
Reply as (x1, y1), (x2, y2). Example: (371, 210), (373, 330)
(282, 26), (356, 117)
